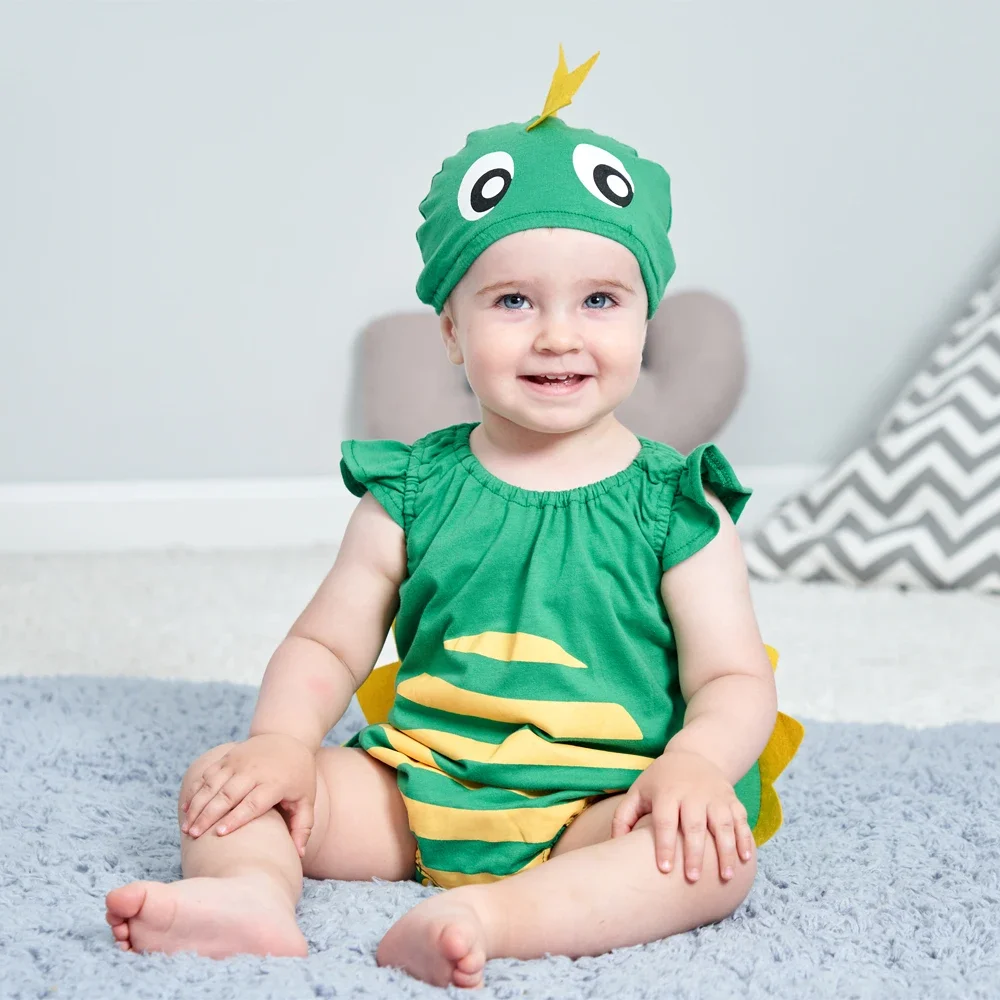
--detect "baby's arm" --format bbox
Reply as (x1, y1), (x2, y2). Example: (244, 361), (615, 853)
(611, 489), (776, 879)
(250, 492), (407, 753)
(660, 488), (778, 781)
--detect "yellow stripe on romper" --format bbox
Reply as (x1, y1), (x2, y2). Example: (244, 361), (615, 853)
(396, 674), (643, 740)
(401, 726), (655, 771)
(444, 631), (587, 668)
(365, 745), (484, 792)
(418, 850), (549, 889)
(373, 724), (440, 771)
(375, 727), (542, 798)
(401, 794), (587, 843)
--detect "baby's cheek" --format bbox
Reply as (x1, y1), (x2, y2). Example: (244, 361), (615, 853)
(594, 362), (641, 406)
(464, 346), (517, 389)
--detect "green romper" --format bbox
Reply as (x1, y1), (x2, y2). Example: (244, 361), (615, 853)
(340, 421), (760, 889)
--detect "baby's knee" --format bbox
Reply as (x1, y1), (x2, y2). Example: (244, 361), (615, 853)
(634, 815), (757, 912)
(675, 824), (757, 918)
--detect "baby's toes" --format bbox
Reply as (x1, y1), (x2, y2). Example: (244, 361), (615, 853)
(452, 968), (484, 989)
(439, 923), (474, 962)
(452, 955), (486, 989)
(446, 929), (485, 988)
(455, 943), (485, 973)
(105, 908), (132, 949)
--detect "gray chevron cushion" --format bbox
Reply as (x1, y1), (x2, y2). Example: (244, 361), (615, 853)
(744, 266), (1000, 593)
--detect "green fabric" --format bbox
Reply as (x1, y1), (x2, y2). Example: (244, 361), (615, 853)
(340, 439), (407, 527)
(414, 117), (675, 319)
(734, 760), (762, 828)
(340, 421), (756, 884)
(660, 442), (756, 571)
(417, 836), (556, 877)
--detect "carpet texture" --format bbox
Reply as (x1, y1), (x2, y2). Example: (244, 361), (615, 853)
(2, 675), (998, 1000)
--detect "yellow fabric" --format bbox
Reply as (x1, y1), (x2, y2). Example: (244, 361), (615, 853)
(373, 728), (557, 800)
(397, 673), (644, 740)
(444, 631), (588, 668)
(354, 638), (804, 848)
(754, 645), (806, 847)
(398, 725), (656, 772)
(355, 658), (399, 725)
(401, 793), (588, 844)
(526, 43), (600, 132)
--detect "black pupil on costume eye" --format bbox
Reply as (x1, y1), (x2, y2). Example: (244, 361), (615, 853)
(471, 168), (512, 214)
(593, 164), (633, 207)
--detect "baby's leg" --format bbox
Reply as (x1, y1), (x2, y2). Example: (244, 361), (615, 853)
(105, 743), (414, 958)
(376, 792), (757, 988)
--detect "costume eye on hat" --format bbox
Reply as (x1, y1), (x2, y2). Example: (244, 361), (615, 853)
(415, 44), (676, 319)
(457, 152), (515, 221)
(573, 143), (634, 208)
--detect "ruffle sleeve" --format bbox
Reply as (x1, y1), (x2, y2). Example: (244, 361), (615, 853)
(340, 438), (411, 529)
(659, 442), (753, 572)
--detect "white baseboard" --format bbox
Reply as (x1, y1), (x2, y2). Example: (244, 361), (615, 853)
(0, 466), (824, 553)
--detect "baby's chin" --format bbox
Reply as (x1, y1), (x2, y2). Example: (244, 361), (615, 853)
(478, 393), (622, 437)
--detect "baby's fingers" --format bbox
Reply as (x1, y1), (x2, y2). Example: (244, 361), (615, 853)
(285, 797), (315, 859)
(182, 774), (255, 838)
(182, 759), (232, 832)
(707, 802), (739, 880)
(610, 792), (645, 839)
(679, 800), (708, 881)
(734, 801), (755, 865)
(651, 798), (679, 873)
(212, 785), (280, 838)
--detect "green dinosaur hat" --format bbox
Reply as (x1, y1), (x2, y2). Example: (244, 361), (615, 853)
(415, 46), (676, 320)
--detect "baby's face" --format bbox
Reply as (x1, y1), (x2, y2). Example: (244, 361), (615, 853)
(441, 228), (647, 436)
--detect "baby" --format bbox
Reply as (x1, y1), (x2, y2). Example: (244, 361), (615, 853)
(105, 48), (799, 989)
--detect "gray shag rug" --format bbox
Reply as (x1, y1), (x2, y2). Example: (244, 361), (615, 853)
(2, 675), (998, 1000)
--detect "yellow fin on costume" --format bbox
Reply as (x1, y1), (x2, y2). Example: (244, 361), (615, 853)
(753, 645), (805, 846)
(355, 659), (399, 726)
(526, 43), (600, 132)
(354, 617), (399, 726)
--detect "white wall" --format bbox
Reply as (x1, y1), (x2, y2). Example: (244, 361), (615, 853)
(2, 0), (999, 484)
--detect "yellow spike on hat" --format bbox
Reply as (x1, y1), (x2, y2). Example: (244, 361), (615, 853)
(526, 43), (600, 131)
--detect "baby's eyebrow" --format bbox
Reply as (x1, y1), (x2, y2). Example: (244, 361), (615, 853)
(583, 278), (636, 295)
(475, 278), (636, 297)
(475, 280), (524, 297)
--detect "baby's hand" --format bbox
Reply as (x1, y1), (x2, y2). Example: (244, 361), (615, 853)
(611, 748), (754, 883)
(181, 733), (317, 857)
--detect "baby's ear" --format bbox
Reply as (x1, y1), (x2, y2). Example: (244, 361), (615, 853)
(440, 303), (464, 365)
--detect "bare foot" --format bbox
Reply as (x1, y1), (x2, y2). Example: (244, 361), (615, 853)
(376, 890), (490, 989)
(104, 873), (308, 959)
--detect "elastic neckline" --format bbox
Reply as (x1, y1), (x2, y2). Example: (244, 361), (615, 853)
(455, 422), (650, 507)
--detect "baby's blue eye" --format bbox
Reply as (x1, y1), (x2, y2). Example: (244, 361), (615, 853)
(500, 293), (529, 310)
(497, 292), (616, 310)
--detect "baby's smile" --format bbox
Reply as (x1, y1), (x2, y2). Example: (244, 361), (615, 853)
(518, 372), (592, 395)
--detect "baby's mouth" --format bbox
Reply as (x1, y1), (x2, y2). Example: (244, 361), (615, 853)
(520, 374), (590, 385)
